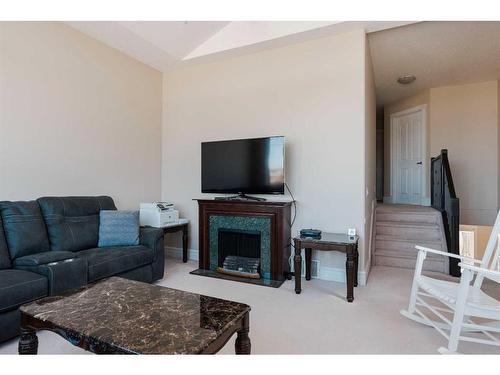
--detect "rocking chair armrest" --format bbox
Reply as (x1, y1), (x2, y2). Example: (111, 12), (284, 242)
(458, 263), (500, 283)
(415, 246), (482, 264)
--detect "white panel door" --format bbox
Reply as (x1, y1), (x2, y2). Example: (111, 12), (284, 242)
(393, 110), (424, 205)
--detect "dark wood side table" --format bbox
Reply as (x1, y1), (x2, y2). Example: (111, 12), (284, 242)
(145, 220), (189, 263)
(293, 233), (359, 302)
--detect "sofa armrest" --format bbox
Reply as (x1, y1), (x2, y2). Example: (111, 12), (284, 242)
(14, 252), (88, 295)
(139, 227), (164, 253)
(140, 227), (165, 280)
(13, 251), (76, 267)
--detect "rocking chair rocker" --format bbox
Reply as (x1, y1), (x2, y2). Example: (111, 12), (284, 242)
(401, 210), (500, 354)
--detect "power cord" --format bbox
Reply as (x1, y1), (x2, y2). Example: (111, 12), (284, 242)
(284, 183), (298, 277)
(285, 182), (297, 228)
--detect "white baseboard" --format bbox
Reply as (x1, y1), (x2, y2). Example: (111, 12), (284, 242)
(166, 246), (367, 286)
(299, 264), (367, 286)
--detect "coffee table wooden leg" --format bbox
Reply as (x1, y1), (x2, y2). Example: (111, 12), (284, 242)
(18, 326), (38, 355)
(182, 225), (188, 263)
(293, 240), (302, 294)
(346, 253), (355, 303)
(235, 313), (251, 354)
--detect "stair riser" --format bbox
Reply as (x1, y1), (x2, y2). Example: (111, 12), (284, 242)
(376, 212), (438, 224)
(376, 226), (441, 241)
(374, 249), (444, 260)
(374, 255), (446, 273)
(375, 239), (445, 253)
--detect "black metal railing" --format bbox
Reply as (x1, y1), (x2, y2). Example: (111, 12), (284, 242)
(431, 149), (460, 277)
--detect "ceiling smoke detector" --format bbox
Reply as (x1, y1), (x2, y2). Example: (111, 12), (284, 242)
(397, 75), (416, 85)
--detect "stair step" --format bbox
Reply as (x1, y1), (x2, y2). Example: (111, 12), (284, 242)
(376, 212), (439, 224)
(375, 204), (438, 214)
(375, 236), (446, 253)
(376, 222), (441, 241)
(374, 248), (444, 260)
(373, 205), (448, 274)
(374, 253), (446, 273)
(376, 221), (439, 228)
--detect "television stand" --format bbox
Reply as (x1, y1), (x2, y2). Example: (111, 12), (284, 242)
(215, 193), (266, 202)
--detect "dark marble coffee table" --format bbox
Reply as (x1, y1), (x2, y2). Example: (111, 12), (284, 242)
(18, 277), (251, 354)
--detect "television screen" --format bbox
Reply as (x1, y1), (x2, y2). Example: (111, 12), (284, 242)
(201, 136), (285, 194)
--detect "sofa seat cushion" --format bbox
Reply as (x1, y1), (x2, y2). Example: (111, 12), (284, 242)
(0, 269), (48, 313)
(0, 201), (50, 259)
(76, 246), (153, 282)
(13, 251), (77, 267)
(37, 196), (116, 252)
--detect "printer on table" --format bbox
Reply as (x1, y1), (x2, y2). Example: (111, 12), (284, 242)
(139, 202), (179, 227)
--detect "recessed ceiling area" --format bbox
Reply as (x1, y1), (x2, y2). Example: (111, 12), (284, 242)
(65, 21), (413, 72)
(369, 21), (500, 106)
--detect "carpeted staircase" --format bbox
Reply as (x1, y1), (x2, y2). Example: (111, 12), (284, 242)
(373, 204), (448, 273)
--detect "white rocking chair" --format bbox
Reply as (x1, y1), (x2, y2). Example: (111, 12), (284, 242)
(401, 210), (500, 354)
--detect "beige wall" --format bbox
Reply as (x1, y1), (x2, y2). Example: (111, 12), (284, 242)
(430, 81), (499, 225)
(383, 81), (499, 226)
(162, 30), (373, 282)
(0, 22), (163, 209)
(364, 36), (377, 271)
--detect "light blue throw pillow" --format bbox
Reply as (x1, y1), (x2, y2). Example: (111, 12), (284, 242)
(98, 210), (140, 247)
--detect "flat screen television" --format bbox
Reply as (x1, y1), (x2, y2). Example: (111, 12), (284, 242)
(201, 136), (285, 196)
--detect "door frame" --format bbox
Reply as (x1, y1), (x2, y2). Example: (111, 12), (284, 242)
(388, 104), (429, 206)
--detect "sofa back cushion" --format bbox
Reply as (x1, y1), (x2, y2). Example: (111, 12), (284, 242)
(37, 196), (116, 252)
(0, 201), (50, 259)
(0, 216), (12, 269)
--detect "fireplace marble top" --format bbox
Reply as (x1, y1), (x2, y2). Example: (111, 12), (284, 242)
(20, 277), (250, 354)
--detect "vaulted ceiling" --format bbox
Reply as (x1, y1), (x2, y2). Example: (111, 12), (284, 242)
(65, 21), (500, 108)
(66, 21), (412, 72)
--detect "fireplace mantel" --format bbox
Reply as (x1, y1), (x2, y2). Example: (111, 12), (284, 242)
(192, 199), (292, 287)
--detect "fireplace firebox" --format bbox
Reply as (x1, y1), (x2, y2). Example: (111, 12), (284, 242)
(217, 229), (261, 278)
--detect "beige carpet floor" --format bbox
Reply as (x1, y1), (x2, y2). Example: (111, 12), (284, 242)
(1, 258), (498, 354)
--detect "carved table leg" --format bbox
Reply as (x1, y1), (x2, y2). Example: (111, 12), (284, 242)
(346, 253), (355, 303)
(305, 248), (312, 281)
(182, 225), (188, 263)
(235, 313), (251, 354)
(293, 239), (302, 294)
(18, 327), (38, 355)
(353, 245), (359, 288)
